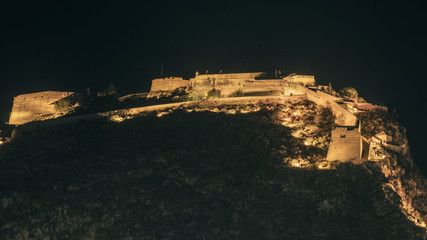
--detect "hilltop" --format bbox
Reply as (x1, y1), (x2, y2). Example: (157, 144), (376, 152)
(1, 101), (426, 239)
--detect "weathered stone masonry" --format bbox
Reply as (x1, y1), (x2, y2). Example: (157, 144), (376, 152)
(8, 91), (74, 125)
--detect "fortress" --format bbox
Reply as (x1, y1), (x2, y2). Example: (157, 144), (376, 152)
(5, 71), (395, 164)
(149, 72), (314, 98)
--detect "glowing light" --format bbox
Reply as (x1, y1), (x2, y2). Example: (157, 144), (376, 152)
(293, 162), (301, 167)
(315, 161), (332, 170)
(304, 141), (309, 146)
(109, 115), (125, 122)
(0, 140), (4, 145)
(317, 164), (331, 170)
(156, 112), (169, 117)
(108, 115), (133, 122)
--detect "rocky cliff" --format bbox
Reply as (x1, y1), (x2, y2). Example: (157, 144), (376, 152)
(0, 101), (426, 239)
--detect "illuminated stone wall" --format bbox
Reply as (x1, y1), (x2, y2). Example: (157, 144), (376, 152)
(149, 77), (191, 93)
(188, 73), (311, 97)
(283, 74), (316, 86)
(190, 72), (265, 97)
(149, 72), (315, 98)
(305, 88), (358, 126)
(283, 83), (306, 96)
(191, 72), (265, 81)
(9, 91), (74, 125)
(327, 127), (362, 163)
(243, 79), (284, 95)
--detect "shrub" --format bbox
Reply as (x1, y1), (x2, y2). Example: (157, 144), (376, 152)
(97, 82), (119, 98)
(358, 97), (367, 103)
(230, 90), (244, 97)
(339, 87), (358, 98)
(318, 106), (335, 132)
(183, 92), (199, 101)
(207, 89), (221, 99)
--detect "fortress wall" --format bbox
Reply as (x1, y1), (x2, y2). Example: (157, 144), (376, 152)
(290, 75), (316, 86)
(118, 93), (148, 102)
(150, 78), (190, 92)
(190, 72), (265, 97)
(315, 90), (342, 102)
(305, 88), (357, 126)
(327, 135), (362, 162)
(283, 83), (306, 96)
(357, 103), (388, 112)
(327, 127), (362, 162)
(215, 79), (246, 96)
(193, 72), (265, 81)
(330, 103), (358, 126)
(191, 77), (309, 98)
(243, 80), (285, 94)
(9, 91), (73, 125)
(191, 78), (246, 97)
(202, 95), (308, 106)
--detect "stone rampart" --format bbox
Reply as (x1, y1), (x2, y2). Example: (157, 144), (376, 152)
(149, 77), (190, 93)
(9, 91), (74, 125)
(243, 79), (284, 94)
(190, 72), (265, 97)
(202, 95), (308, 106)
(305, 88), (357, 126)
(283, 83), (306, 96)
(118, 93), (148, 102)
(315, 90), (342, 102)
(327, 127), (362, 163)
(283, 75), (316, 86)
(356, 103), (388, 112)
(192, 72), (265, 81)
(190, 77), (245, 97)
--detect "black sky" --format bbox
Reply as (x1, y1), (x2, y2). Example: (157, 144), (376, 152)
(1, 1), (426, 172)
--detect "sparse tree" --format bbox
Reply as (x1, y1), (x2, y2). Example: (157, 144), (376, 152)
(207, 89), (221, 98)
(318, 106), (335, 132)
(339, 87), (358, 98)
(97, 82), (119, 98)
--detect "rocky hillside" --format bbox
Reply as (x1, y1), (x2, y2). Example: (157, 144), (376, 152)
(0, 101), (426, 239)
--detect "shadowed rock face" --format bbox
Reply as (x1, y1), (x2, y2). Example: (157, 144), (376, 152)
(0, 108), (426, 239)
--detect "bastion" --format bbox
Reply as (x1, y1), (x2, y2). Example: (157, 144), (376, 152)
(327, 126), (362, 163)
(149, 77), (191, 96)
(8, 91), (74, 125)
(187, 72), (313, 97)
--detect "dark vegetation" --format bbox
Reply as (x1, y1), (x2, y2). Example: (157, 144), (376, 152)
(357, 110), (406, 146)
(357, 109), (427, 225)
(62, 87), (190, 118)
(206, 89), (221, 98)
(338, 87), (358, 99)
(0, 109), (425, 239)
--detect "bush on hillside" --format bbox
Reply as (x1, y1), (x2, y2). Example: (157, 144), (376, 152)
(207, 89), (221, 99)
(339, 87), (358, 98)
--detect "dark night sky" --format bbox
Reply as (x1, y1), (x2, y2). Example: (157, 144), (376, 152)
(1, 1), (427, 172)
